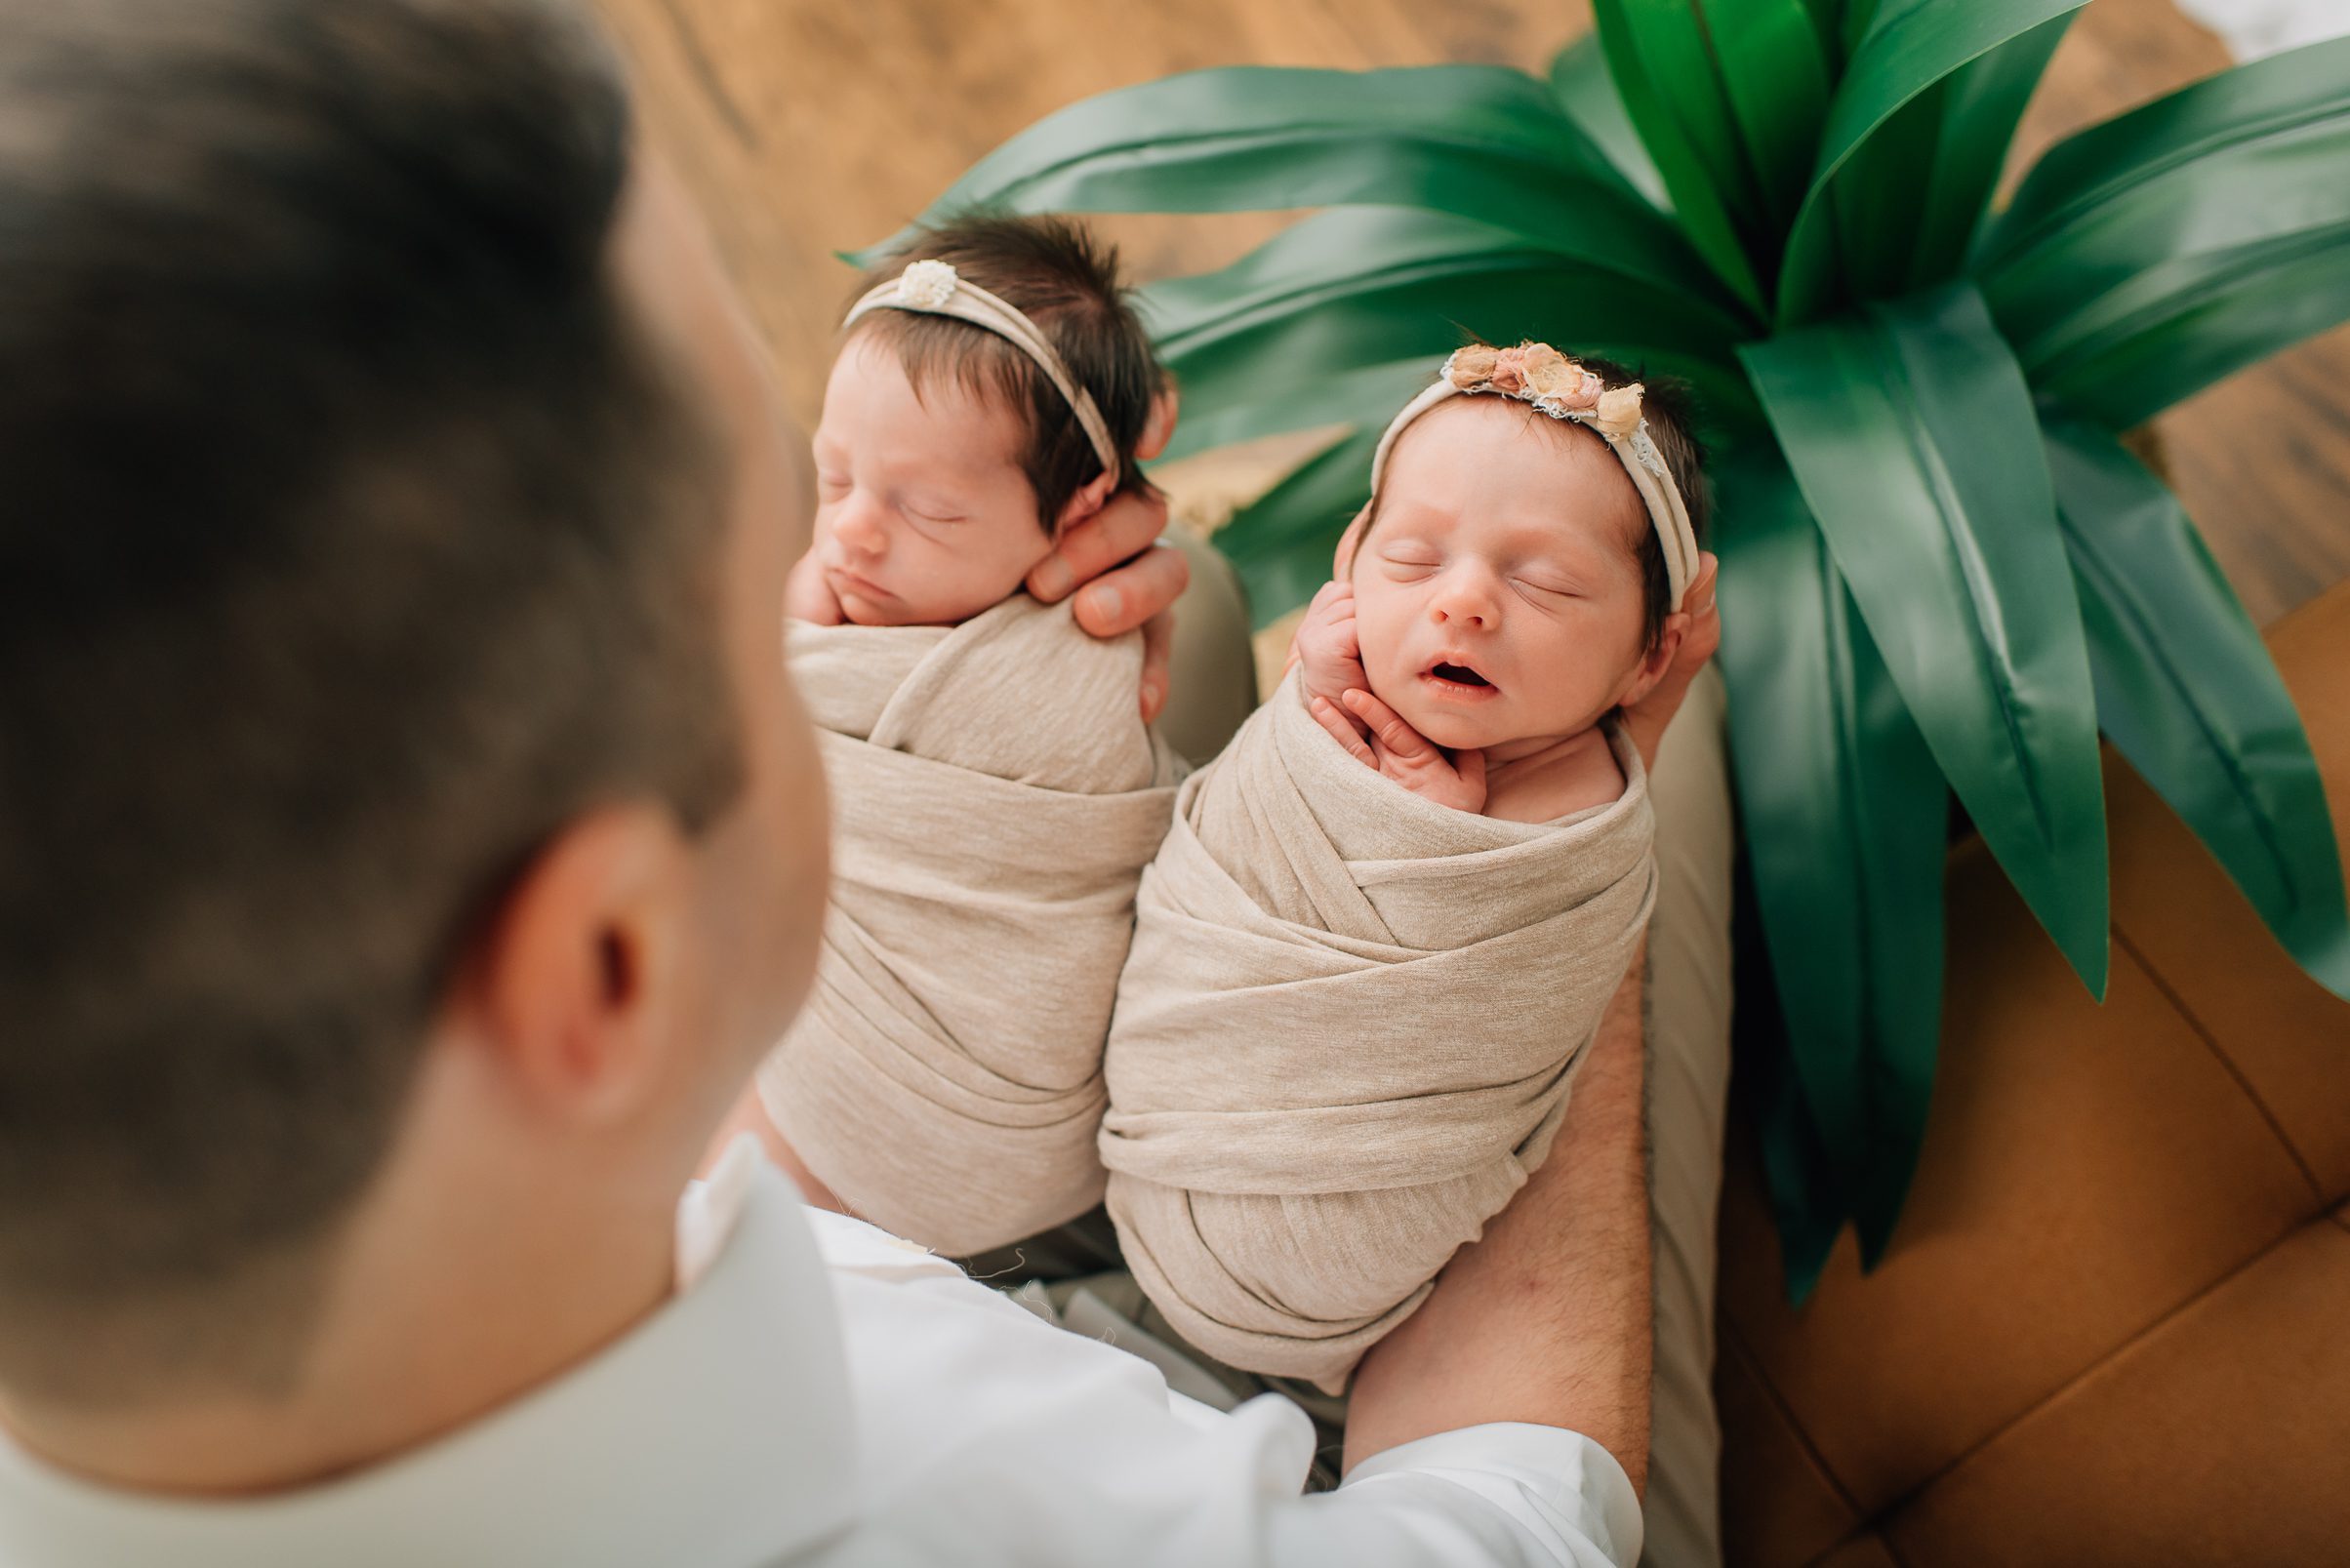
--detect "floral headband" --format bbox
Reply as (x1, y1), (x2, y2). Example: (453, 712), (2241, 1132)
(1369, 343), (1703, 612)
(842, 259), (1118, 477)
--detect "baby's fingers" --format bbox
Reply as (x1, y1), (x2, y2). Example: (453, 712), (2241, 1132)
(1310, 697), (1378, 769)
(1456, 744), (1488, 793)
(1341, 688), (1431, 760)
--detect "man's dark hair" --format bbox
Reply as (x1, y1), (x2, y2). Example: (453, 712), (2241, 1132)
(1364, 350), (1712, 655)
(848, 214), (1166, 534)
(0, 0), (737, 1396)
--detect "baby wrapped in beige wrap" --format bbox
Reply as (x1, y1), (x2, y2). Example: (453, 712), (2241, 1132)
(1098, 674), (1654, 1388)
(758, 594), (1180, 1255)
(1099, 341), (1706, 1390)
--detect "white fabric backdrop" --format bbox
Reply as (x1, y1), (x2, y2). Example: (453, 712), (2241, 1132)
(2174, 0), (2350, 59)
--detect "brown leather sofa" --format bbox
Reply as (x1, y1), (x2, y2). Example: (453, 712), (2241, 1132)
(1717, 578), (2350, 1565)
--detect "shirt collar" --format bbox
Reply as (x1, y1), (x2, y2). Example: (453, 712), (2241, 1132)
(0, 1144), (857, 1568)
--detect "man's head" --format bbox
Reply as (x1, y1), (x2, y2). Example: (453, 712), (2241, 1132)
(0, 0), (826, 1414)
(810, 215), (1175, 626)
(1345, 354), (1711, 752)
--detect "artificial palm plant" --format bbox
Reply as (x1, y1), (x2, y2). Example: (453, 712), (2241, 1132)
(855, 2), (2350, 1293)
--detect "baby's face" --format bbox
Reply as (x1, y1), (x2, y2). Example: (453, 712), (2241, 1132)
(1352, 396), (1658, 752)
(809, 333), (1056, 626)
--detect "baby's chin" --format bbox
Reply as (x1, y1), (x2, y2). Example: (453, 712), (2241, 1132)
(1376, 680), (1519, 753)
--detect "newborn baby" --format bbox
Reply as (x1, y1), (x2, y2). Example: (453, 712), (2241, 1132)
(750, 215), (1182, 1255)
(1100, 342), (1708, 1387)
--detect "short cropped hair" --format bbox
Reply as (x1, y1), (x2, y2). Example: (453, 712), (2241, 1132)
(847, 215), (1166, 534)
(0, 0), (736, 1396)
(1366, 351), (1712, 654)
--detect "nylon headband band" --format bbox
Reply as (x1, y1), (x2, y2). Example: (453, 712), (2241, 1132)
(1369, 346), (1702, 613)
(842, 260), (1118, 478)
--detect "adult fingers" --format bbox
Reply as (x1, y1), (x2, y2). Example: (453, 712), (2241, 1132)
(1311, 696), (1379, 768)
(1139, 609), (1174, 724)
(1072, 542), (1189, 640)
(1341, 688), (1430, 759)
(1681, 553), (1721, 662)
(1028, 486), (1170, 603)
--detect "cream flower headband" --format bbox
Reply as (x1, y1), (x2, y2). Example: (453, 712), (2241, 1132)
(842, 259), (1118, 477)
(1370, 343), (1703, 612)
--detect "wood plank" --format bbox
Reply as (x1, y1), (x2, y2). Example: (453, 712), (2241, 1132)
(598, 0), (2350, 624)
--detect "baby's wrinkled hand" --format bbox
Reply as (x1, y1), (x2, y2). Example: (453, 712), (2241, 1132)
(785, 549), (843, 625)
(1294, 580), (1369, 717)
(1309, 688), (1488, 814)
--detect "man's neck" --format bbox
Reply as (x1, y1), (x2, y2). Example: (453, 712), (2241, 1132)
(0, 1156), (677, 1497)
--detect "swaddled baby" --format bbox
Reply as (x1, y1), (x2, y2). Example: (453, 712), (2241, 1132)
(750, 215), (1182, 1255)
(1100, 343), (1710, 1388)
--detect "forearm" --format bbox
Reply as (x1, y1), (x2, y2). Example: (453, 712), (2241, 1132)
(1343, 945), (1653, 1490)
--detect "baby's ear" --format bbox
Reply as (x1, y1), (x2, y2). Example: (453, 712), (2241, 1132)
(1622, 611), (1690, 708)
(1332, 503), (1371, 576)
(1055, 466), (1121, 534)
(1135, 384), (1180, 462)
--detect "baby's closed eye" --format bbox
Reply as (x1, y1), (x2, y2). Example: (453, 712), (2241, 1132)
(1376, 546), (1440, 579)
(1512, 572), (1581, 599)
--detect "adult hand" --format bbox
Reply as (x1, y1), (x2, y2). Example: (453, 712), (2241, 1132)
(1622, 551), (1720, 774)
(1310, 688), (1488, 815)
(1026, 484), (1189, 724)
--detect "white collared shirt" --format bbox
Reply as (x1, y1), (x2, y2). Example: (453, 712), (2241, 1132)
(0, 1144), (1641, 1567)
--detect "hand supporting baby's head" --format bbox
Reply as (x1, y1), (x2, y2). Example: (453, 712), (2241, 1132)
(1340, 350), (1711, 757)
(805, 216), (1175, 627)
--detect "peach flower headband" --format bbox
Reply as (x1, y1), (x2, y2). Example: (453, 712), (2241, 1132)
(1369, 343), (1703, 611)
(842, 259), (1118, 477)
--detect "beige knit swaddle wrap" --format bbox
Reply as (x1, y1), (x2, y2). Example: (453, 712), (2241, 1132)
(1100, 671), (1655, 1389)
(758, 594), (1180, 1256)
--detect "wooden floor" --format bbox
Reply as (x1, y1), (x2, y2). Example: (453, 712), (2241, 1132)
(600, 0), (2350, 626)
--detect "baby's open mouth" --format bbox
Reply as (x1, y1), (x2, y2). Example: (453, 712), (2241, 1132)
(1423, 660), (1496, 695)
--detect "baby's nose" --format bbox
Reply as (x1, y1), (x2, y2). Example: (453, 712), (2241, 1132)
(832, 498), (890, 555)
(1431, 593), (1493, 628)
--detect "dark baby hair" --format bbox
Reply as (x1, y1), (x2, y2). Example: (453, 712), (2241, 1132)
(846, 214), (1167, 536)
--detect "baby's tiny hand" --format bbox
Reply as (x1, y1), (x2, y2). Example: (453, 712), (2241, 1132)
(785, 549), (843, 625)
(1310, 689), (1488, 814)
(1294, 580), (1369, 718)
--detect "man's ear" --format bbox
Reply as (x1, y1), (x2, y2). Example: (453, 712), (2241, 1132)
(1135, 384), (1180, 462)
(456, 803), (692, 1127)
(1617, 611), (1690, 712)
(1332, 503), (1372, 577)
(1054, 466), (1121, 535)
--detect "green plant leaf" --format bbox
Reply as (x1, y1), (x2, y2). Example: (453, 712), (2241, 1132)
(1815, 10), (2075, 306)
(1776, 0), (2090, 325)
(1591, 0), (1770, 315)
(2044, 416), (2350, 996)
(1213, 428), (1381, 626)
(1741, 282), (2110, 995)
(1152, 354), (1438, 465)
(1135, 208), (1757, 450)
(1702, 0), (1836, 231)
(1717, 444), (1947, 1285)
(1594, 0), (1759, 221)
(843, 64), (1706, 288)
(1975, 36), (2350, 426)
(1546, 31), (1669, 210)
(1903, 12), (2075, 286)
